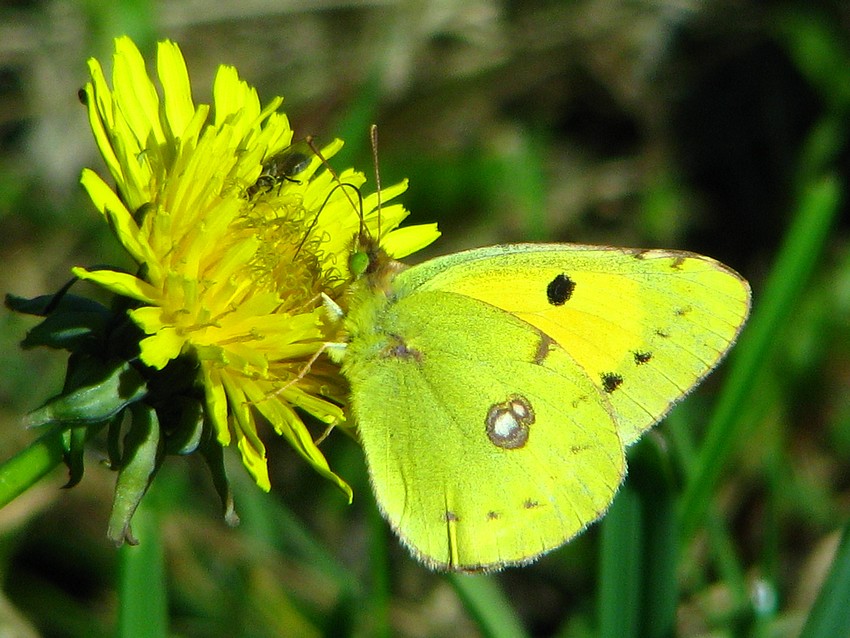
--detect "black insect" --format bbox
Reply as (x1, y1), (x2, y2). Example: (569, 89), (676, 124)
(247, 140), (313, 197)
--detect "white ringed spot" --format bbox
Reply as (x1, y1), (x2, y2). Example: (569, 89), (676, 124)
(485, 394), (535, 449)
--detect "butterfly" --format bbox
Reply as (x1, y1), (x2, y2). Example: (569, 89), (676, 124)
(325, 236), (751, 572)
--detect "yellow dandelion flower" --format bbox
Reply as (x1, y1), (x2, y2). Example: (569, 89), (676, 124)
(73, 36), (440, 494)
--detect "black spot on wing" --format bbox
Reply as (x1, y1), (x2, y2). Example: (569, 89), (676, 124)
(547, 273), (575, 306)
(601, 372), (623, 393)
(633, 351), (652, 365)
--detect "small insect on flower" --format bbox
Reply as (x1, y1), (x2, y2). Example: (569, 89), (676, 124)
(247, 139), (315, 197)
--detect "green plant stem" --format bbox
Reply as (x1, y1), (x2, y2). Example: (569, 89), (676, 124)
(117, 496), (168, 638)
(0, 425), (67, 508)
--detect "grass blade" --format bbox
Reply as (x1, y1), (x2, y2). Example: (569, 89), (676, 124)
(680, 175), (842, 539)
(799, 519), (850, 638)
(599, 437), (677, 638)
(448, 573), (529, 638)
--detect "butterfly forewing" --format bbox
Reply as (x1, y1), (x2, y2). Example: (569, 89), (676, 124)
(401, 244), (751, 445)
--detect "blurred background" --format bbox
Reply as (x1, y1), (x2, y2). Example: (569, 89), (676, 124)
(1, 1), (849, 636)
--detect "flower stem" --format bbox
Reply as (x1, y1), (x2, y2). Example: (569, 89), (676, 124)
(0, 426), (66, 508)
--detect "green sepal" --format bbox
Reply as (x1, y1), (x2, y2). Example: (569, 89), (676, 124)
(163, 397), (205, 455)
(20, 308), (111, 351)
(6, 288), (109, 317)
(108, 403), (163, 546)
(63, 424), (89, 488)
(62, 416), (115, 488)
(7, 284), (65, 316)
(107, 411), (123, 469)
(6, 292), (59, 316)
(200, 429), (239, 527)
(24, 358), (147, 427)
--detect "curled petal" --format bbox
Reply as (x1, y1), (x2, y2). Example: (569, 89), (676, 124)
(72, 267), (159, 305)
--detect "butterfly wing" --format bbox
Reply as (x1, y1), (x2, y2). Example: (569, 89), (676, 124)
(398, 243), (751, 445)
(342, 286), (626, 571)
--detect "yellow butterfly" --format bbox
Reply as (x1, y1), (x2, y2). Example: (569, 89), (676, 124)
(327, 238), (750, 572)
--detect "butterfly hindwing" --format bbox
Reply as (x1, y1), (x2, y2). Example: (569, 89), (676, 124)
(342, 286), (626, 571)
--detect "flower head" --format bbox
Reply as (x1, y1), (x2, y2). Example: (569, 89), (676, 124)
(74, 36), (439, 495)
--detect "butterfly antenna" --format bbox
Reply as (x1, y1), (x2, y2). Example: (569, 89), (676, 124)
(293, 182), (364, 257)
(290, 137), (366, 257)
(306, 137), (363, 233)
(370, 124), (382, 239)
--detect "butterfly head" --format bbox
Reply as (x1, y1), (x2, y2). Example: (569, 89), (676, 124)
(349, 231), (405, 295)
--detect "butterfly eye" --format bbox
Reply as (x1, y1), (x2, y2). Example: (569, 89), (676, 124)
(350, 250), (370, 278)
